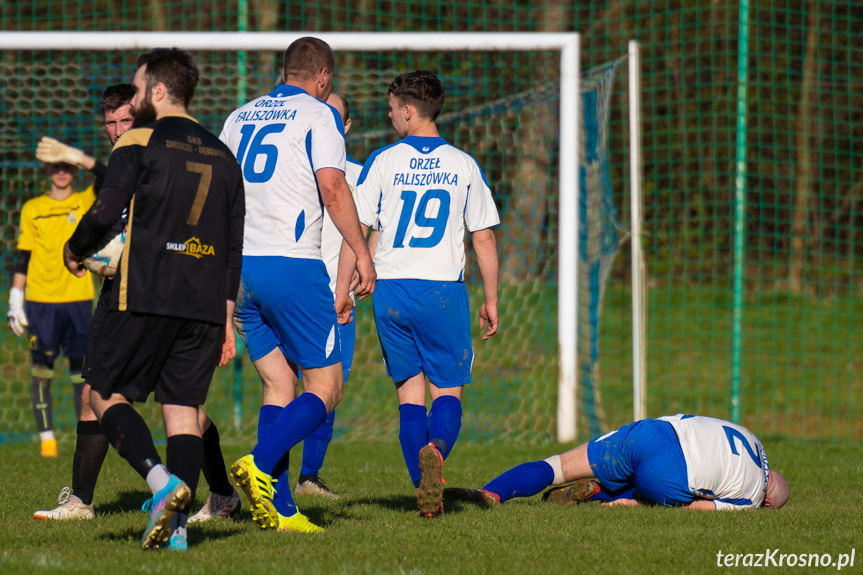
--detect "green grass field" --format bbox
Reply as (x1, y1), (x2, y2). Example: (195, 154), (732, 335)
(2, 439), (862, 574)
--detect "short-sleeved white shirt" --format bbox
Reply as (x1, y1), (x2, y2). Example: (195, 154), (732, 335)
(659, 414), (770, 509)
(320, 156), (363, 298)
(219, 84), (346, 259)
(355, 136), (499, 281)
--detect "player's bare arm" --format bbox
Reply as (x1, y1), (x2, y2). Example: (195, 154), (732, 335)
(472, 227), (499, 340)
(219, 301), (237, 367)
(682, 499), (717, 510)
(316, 167), (376, 298)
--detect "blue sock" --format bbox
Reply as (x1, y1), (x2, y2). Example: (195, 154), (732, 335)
(427, 396), (461, 459)
(256, 404), (296, 516)
(300, 410), (335, 476)
(257, 405), (282, 442)
(399, 403), (428, 488)
(252, 393), (328, 476)
(483, 461), (555, 504)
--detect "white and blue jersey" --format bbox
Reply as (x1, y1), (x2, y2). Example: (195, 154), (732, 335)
(358, 136), (497, 386)
(221, 85), (346, 368)
(658, 414), (769, 509)
(356, 135), (499, 281)
(587, 415), (769, 509)
(219, 84), (346, 260)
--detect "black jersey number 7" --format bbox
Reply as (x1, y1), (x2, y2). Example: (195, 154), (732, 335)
(186, 161), (212, 226)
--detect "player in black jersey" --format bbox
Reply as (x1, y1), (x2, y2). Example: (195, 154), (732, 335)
(34, 84), (241, 524)
(63, 48), (245, 551)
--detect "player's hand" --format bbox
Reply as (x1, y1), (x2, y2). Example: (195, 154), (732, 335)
(36, 137), (85, 166)
(7, 287), (28, 337)
(478, 302), (499, 340)
(348, 269), (361, 294)
(335, 294), (354, 325)
(218, 324), (237, 367)
(62, 241), (87, 278)
(601, 498), (640, 508)
(353, 256), (376, 300)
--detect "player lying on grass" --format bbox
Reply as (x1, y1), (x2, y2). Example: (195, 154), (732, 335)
(446, 414), (789, 510)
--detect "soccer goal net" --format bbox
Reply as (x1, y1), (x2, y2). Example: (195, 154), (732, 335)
(0, 33), (643, 445)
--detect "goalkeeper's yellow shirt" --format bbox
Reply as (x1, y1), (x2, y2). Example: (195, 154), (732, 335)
(17, 185), (96, 303)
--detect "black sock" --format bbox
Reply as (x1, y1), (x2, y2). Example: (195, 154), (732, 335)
(201, 423), (233, 497)
(72, 420), (110, 506)
(100, 403), (161, 480)
(167, 434), (203, 506)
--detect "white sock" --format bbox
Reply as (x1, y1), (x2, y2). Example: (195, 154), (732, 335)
(145, 464), (171, 495)
(39, 430), (56, 442)
(543, 454), (565, 485)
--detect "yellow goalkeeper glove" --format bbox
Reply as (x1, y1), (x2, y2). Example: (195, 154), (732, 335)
(36, 136), (85, 166)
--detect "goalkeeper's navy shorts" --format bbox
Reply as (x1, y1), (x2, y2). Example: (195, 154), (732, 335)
(25, 300), (91, 366)
(87, 309), (221, 406)
(587, 418), (695, 506)
(372, 278), (472, 388)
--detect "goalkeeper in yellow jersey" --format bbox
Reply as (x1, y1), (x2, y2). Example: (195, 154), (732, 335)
(9, 160), (95, 458)
(11, 85), (135, 460)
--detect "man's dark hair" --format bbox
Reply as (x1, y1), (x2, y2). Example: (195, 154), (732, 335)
(283, 37), (334, 82)
(136, 48), (199, 108)
(388, 70), (445, 121)
(329, 93), (350, 122)
(99, 84), (135, 117)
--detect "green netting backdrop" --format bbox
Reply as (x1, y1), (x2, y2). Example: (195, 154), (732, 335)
(1, 1), (861, 447)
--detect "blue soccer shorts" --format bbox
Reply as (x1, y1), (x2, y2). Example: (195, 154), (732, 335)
(235, 256), (341, 369)
(587, 418), (695, 506)
(26, 300), (92, 366)
(299, 308), (355, 383)
(372, 279), (473, 388)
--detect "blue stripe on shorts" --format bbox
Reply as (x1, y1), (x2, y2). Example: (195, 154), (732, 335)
(587, 418), (694, 506)
(235, 256), (341, 368)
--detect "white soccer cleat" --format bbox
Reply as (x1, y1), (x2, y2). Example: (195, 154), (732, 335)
(188, 489), (241, 524)
(33, 487), (95, 520)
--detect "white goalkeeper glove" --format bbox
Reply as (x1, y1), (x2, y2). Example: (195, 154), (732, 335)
(36, 136), (85, 166)
(7, 287), (28, 337)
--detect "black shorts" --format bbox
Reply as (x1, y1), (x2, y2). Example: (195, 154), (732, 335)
(82, 279), (113, 380)
(87, 309), (222, 406)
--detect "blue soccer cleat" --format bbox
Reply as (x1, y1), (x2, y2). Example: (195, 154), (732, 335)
(140, 475), (191, 550)
(166, 529), (188, 551)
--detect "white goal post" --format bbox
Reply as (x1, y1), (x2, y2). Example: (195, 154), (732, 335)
(0, 31), (644, 442)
